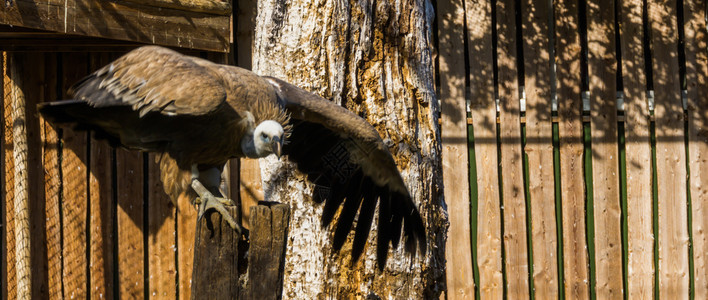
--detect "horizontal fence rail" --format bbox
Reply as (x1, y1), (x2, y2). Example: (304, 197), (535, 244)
(438, 0), (708, 299)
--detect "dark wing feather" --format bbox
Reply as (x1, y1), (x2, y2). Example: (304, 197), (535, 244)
(267, 77), (426, 270)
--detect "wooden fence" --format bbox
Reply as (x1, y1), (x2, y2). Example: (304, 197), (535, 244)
(1, 0), (707, 299)
(0, 50), (248, 299)
(439, 0), (708, 299)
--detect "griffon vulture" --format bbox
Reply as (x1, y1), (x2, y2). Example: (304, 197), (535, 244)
(38, 46), (426, 269)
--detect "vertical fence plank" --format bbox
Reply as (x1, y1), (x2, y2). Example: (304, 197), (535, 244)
(520, 0), (558, 297)
(42, 53), (63, 300)
(555, 0), (591, 297)
(60, 52), (89, 299)
(647, 0), (690, 296)
(177, 192), (196, 300)
(89, 52), (115, 300)
(684, 0), (708, 297)
(617, 0), (654, 297)
(586, 0), (624, 297)
(496, 0), (530, 297)
(465, 0), (503, 297)
(24, 53), (51, 299)
(149, 153), (177, 299)
(239, 159), (262, 229)
(439, 0), (476, 298)
(2, 51), (17, 300)
(116, 150), (145, 299)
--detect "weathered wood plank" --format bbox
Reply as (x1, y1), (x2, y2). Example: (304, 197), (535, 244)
(18, 52), (49, 299)
(617, 0), (654, 298)
(89, 52), (115, 300)
(148, 153), (177, 299)
(647, 0), (690, 296)
(60, 52), (89, 299)
(0, 0), (230, 52)
(177, 192), (197, 300)
(121, 0), (231, 15)
(520, 0), (558, 297)
(438, 0), (475, 298)
(247, 204), (290, 300)
(190, 207), (240, 299)
(554, 0), (590, 297)
(496, 0), (530, 296)
(116, 150), (145, 299)
(239, 159), (262, 230)
(586, 0), (624, 297)
(41, 53), (63, 300)
(465, 0), (502, 297)
(683, 0), (708, 297)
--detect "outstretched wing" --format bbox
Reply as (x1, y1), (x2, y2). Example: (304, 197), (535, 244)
(265, 77), (426, 269)
(70, 46), (228, 117)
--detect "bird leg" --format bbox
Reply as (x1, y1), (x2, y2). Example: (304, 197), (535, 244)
(191, 165), (243, 235)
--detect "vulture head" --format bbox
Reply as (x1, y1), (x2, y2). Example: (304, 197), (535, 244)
(251, 120), (285, 158)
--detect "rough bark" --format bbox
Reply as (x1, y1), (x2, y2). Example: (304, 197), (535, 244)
(251, 0), (445, 298)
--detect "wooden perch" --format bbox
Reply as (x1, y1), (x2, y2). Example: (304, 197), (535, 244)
(245, 203), (290, 300)
(191, 206), (241, 299)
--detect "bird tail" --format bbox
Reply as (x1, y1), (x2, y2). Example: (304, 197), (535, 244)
(37, 100), (91, 124)
(38, 100), (124, 147)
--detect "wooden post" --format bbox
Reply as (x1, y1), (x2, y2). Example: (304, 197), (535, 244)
(246, 203), (289, 300)
(191, 206), (241, 299)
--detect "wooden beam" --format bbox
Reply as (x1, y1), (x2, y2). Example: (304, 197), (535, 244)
(121, 0), (231, 15)
(0, 0), (230, 52)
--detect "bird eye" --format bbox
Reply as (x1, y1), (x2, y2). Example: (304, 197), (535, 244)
(261, 133), (268, 140)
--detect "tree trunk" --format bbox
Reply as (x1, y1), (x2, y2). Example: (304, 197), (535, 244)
(250, 0), (446, 298)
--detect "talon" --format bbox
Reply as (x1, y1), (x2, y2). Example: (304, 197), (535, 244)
(191, 175), (243, 235)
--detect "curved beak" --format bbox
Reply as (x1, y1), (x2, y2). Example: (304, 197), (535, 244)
(272, 136), (282, 159)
